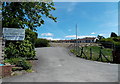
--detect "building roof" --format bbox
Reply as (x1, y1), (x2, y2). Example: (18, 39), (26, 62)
(59, 37), (96, 41)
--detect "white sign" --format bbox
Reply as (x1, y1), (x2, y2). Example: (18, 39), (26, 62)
(3, 28), (25, 40)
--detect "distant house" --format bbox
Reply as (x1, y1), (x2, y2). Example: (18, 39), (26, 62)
(77, 37), (97, 43)
(57, 37), (96, 43)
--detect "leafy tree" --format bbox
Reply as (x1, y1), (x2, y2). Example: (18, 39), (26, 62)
(2, 2), (57, 69)
(25, 29), (38, 45)
(110, 32), (117, 37)
(2, 2), (57, 30)
(97, 35), (105, 40)
(96, 35), (105, 43)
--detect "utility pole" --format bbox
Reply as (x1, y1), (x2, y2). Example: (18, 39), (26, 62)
(76, 24), (78, 52)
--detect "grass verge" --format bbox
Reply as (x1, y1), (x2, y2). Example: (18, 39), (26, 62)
(70, 46), (113, 63)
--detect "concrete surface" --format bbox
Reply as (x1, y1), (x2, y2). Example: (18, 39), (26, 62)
(2, 47), (118, 82)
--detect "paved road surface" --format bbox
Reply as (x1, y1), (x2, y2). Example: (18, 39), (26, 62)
(3, 47), (118, 82)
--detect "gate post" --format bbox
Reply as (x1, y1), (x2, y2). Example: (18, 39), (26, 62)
(112, 46), (120, 63)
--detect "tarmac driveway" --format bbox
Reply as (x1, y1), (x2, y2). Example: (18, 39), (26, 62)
(2, 47), (118, 82)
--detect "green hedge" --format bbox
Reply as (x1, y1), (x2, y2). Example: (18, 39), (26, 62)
(114, 42), (120, 50)
(100, 37), (120, 49)
(35, 38), (49, 47)
(4, 40), (36, 59)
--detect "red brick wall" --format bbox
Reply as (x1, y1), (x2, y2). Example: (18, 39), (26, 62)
(0, 65), (14, 77)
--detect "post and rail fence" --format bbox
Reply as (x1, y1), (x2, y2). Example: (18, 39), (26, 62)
(68, 43), (120, 64)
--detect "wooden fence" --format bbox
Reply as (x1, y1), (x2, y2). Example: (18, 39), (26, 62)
(78, 47), (111, 62)
(68, 44), (113, 63)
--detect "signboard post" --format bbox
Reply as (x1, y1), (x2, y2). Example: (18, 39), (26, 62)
(3, 28), (25, 41)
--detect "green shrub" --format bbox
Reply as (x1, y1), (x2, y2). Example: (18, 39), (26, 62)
(100, 38), (114, 48)
(112, 37), (120, 42)
(35, 38), (49, 47)
(25, 29), (38, 46)
(70, 49), (79, 56)
(18, 40), (36, 59)
(4, 42), (19, 59)
(26, 69), (33, 73)
(113, 42), (120, 50)
(20, 60), (32, 70)
(5, 29), (36, 60)
(100, 37), (120, 49)
(12, 67), (23, 71)
(4, 40), (36, 59)
(4, 58), (32, 70)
